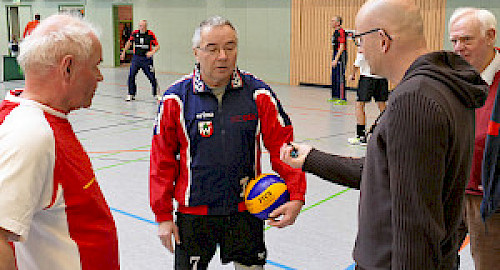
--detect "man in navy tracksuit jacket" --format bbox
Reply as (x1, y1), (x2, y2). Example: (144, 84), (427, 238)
(149, 16), (306, 270)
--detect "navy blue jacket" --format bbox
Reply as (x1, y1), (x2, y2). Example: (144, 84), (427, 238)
(481, 82), (500, 220)
(150, 66), (306, 222)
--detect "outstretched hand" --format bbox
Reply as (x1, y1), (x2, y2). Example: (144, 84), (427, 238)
(280, 143), (313, 169)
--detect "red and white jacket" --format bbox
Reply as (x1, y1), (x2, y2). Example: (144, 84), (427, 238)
(0, 90), (119, 270)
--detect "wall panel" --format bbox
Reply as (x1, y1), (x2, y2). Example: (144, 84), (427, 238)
(291, 0), (447, 86)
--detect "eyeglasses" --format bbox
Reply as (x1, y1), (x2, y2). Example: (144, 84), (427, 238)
(197, 43), (237, 56)
(353, 28), (392, 47)
(450, 36), (475, 46)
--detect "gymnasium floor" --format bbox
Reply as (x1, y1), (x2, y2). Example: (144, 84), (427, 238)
(0, 67), (474, 269)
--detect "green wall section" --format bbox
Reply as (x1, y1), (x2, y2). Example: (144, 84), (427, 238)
(1, 0), (499, 84)
(443, 0), (500, 51)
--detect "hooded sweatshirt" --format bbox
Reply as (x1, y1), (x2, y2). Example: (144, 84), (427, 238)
(303, 51), (487, 269)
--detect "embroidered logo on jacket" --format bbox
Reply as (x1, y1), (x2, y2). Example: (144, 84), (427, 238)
(198, 121), (213, 137)
(196, 111), (215, 119)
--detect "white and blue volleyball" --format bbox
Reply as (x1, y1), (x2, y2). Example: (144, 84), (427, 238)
(244, 174), (290, 220)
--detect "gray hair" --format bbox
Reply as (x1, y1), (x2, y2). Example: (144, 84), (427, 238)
(449, 7), (497, 36)
(192, 16), (237, 49)
(17, 14), (100, 75)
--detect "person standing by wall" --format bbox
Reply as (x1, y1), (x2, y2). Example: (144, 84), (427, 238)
(329, 16), (348, 105)
(8, 35), (19, 57)
(120, 19), (160, 101)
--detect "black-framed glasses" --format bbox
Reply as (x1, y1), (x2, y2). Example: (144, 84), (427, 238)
(196, 43), (237, 56)
(353, 28), (392, 47)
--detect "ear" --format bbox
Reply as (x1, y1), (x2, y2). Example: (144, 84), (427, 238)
(379, 31), (391, 53)
(485, 28), (496, 46)
(61, 55), (74, 82)
(193, 47), (200, 62)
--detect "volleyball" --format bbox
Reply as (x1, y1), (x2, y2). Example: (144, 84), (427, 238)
(244, 174), (290, 220)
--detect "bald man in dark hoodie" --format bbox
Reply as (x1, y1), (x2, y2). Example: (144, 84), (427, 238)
(281, 0), (488, 269)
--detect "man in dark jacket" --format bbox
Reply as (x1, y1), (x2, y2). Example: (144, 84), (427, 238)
(280, 0), (488, 269)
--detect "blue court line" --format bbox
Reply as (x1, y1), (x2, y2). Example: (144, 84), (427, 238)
(345, 263), (356, 270)
(109, 207), (298, 269)
(266, 260), (298, 270)
(109, 207), (157, 225)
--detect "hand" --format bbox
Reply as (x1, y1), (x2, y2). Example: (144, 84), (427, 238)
(332, 59), (338, 67)
(146, 51), (154, 58)
(349, 74), (356, 81)
(280, 143), (313, 169)
(158, 220), (180, 253)
(0, 228), (17, 269)
(267, 200), (304, 228)
(120, 52), (125, 61)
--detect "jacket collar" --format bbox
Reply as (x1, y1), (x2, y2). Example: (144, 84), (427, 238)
(192, 63), (243, 94)
(481, 48), (500, 86)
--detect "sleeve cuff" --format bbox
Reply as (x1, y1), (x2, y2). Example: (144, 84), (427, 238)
(155, 213), (173, 223)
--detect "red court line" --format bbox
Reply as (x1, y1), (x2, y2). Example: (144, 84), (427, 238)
(288, 105), (346, 113)
(460, 235), (470, 252)
(101, 82), (127, 87)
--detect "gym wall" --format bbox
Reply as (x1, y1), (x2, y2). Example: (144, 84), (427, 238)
(0, 0), (499, 85)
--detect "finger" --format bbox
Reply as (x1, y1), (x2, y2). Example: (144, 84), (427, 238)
(281, 148), (291, 161)
(159, 235), (174, 253)
(173, 226), (181, 245)
(267, 217), (287, 228)
(166, 238), (174, 253)
(279, 144), (287, 160)
(269, 204), (285, 219)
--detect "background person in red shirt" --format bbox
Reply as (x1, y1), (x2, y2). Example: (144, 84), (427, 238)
(22, 13), (40, 38)
(120, 20), (160, 101)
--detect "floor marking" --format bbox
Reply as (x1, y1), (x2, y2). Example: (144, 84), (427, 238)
(95, 157), (148, 171)
(89, 149), (150, 154)
(90, 145), (151, 159)
(265, 188), (351, 231)
(460, 235), (470, 251)
(266, 260), (298, 270)
(110, 207), (157, 225)
(345, 264), (356, 270)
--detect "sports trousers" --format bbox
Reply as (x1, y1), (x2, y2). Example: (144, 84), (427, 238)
(127, 55), (158, 96)
(174, 211), (266, 270)
(331, 51), (347, 100)
(356, 76), (389, 102)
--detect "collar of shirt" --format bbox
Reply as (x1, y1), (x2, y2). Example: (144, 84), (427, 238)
(481, 48), (500, 86)
(192, 64), (243, 94)
(5, 89), (68, 119)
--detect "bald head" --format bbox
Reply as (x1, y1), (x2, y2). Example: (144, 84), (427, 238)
(355, 0), (428, 83)
(357, 0), (425, 43)
(139, 20), (148, 33)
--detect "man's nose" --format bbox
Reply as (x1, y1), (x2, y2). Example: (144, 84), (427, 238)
(453, 40), (466, 52)
(216, 49), (228, 59)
